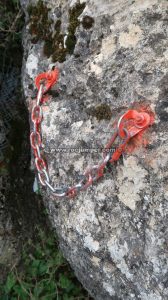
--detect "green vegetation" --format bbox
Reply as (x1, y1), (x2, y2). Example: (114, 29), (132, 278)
(49, 19), (67, 63)
(28, 0), (66, 62)
(0, 227), (92, 300)
(65, 2), (86, 54)
(82, 16), (94, 30)
(28, 0), (86, 62)
(28, 0), (52, 44)
(89, 104), (112, 121)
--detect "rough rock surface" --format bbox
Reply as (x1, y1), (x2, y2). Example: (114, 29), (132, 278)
(21, 0), (168, 299)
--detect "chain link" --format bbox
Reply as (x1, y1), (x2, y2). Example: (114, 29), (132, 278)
(37, 84), (43, 105)
(30, 131), (41, 149)
(38, 169), (50, 186)
(32, 104), (43, 124)
(35, 157), (47, 173)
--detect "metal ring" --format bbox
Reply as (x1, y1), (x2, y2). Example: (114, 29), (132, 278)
(32, 105), (43, 124)
(74, 183), (82, 192)
(67, 186), (78, 197)
(30, 131), (41, 150)
(38, 169), (50, 186)
(35, 157), (46, 173)
(89, 165), (99, 182)
(53, 192), (67, 198)
(103, 152), (111, 164)
(117, 114), (125, 132)
(45, 181), (56, 192)
(52, 186), (68, 197)
(35, 145), (41, 158)
(121, 128), (130, 142)
(45, 181), (68, 197)
(80, 172), (93, 190)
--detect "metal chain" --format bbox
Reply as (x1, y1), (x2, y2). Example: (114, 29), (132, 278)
(30, 72), (152, 199)
(30, 82), (120, 198)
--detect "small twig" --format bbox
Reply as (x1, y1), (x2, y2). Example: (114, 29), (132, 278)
(9, 8), (23, 33)
(14, 267), (33, 299)
(0, 27), (16, 33)
(0, 7), (23, 77)
(0, 8), (23, 42)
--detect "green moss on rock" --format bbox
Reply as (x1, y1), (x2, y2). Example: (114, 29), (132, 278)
(52, 47), (67, 63)
(28, 0), (51, 41)
(66, 2), (86, 53)
(28, 0), (66, 63)
(82, 16), (94, 29)
(55, 19), (62, 31)
(89, 104), (112, 121)
(65, 34), (77, 54)
(43, 34), (53, 57)
(52, 19), (67, 62)
(28, 1), (86, 62)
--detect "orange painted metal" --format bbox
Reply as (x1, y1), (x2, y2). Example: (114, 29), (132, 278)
(35, 67), (59, 93)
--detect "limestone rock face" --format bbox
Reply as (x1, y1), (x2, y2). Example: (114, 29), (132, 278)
(21, 0), (168, 299)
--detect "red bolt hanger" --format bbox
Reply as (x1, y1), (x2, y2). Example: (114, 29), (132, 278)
(35, 67), (59, 93)
(109, 110), (152, 162)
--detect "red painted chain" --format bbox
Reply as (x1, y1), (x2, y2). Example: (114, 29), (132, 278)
(30, 67), (153, 198)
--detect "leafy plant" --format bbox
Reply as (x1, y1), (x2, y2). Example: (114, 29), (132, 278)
(0, 227), (92, 300)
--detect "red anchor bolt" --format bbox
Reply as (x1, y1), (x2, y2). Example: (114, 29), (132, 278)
(35, 66), (59, 93)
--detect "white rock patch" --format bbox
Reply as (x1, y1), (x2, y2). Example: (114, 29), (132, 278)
(119, 24), (143, 48)
(103, 282), (115, 296)
(84, 235), (100, 252)
(26, 53), (38, 79)
(108, 237), (133, 279)
(117, 156), (148, 210)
